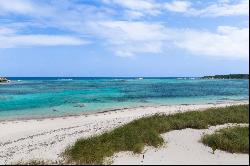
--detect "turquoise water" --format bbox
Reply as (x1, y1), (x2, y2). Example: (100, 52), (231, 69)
(0, 77), (249, 120)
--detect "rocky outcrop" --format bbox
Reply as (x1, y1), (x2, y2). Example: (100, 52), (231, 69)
(0, 77), (8, 83)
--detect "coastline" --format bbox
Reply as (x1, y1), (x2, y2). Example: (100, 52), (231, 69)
(0, 99), (248, 122)
(0, 101), (248, 164)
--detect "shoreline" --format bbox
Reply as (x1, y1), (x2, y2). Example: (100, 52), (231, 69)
(0, 99), (249, 122)
(0, 101), (249, 164)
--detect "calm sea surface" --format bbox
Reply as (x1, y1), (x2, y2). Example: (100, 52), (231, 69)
(0, 77), (249, 120)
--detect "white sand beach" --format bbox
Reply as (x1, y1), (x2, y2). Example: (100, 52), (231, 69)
(0, 101), (249, 165)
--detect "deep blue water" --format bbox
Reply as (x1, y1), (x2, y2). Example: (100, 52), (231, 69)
(0, 77), (249, 120)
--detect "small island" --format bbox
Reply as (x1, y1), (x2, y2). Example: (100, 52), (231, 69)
(0, 77), (9, 83)
(202, 74), (249, 80)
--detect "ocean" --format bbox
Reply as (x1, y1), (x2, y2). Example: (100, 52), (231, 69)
(0, 77), (249, 120)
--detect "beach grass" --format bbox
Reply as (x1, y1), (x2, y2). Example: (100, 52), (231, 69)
(64, 104), (249, 165)
(14, 160), (48, 165)
(202, 126), (249, 154)
(13, 159), (65, 165)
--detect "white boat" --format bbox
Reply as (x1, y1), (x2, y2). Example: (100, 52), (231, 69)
(138, 77), (143, 80)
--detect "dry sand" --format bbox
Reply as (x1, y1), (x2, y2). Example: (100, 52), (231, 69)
(0, 101), (249, 165)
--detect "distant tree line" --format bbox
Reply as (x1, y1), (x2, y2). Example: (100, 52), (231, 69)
(202, 74), (249, 79)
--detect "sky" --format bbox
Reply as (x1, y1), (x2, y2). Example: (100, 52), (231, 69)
(0, 0), (249, 77)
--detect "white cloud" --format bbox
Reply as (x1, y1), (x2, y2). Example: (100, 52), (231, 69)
(87, 21), (249, 59)
(103, 0), (157, 11)
(164, 0), (249, 17)
(164, 1), (191, 12)
(88, 21), (170, 57)
(175, 26), (249, 59)
(124, 10), (145, 19)
(0, 1), (94, 48)
(0, 0), (35, 14)
(0, 0), (248, 59)
(0, 27), (16, 35)
(0, 27), (88, 48)
(190, 0), (249, 16)
(102, 0), (249, 19)
(102, 0), (161, 18)
(0, 35), (87, 48)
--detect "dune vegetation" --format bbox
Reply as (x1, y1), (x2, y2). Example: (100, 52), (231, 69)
(63, 104), (249, 165)
(202, 126), (249, 154)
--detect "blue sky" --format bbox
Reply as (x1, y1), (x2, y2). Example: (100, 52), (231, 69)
(0, 0), (249, 77)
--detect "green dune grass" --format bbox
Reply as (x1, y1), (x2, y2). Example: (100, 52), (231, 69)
(202, 126), (249, 154)
(64, 104), (249, 165)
